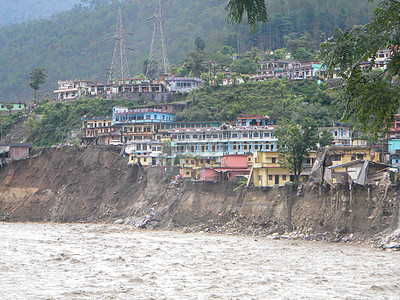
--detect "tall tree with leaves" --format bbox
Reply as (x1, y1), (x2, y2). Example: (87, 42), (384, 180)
(321, 0), (400, 135)
(29, 67), (47, 102)
(223, 0), (268, 32)
(274, 118), (319, 181)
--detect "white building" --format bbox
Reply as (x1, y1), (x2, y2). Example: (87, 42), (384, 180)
(166, 77), (202, 93)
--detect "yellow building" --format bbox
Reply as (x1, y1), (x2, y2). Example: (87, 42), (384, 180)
(328, 146), (379, 167)
(180, 156), (219, 179)
(128, 153), (162, 166)
(250, 151), (316, 187)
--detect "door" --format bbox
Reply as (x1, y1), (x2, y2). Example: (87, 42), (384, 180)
(275, 175), (279, 185)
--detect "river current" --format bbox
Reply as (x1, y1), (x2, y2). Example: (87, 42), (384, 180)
(0, 222), (399, 299)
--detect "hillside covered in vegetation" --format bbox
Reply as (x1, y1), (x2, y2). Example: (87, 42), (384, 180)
(14, 79), (345, 146)
(0, 0), (375, 102)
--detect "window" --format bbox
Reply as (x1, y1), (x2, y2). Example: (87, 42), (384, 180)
(232, 134), (238, 138)
(186, 171), (190, 175)
(269, 175), (273, 181)
(331, 154), (341, 161)
(143, 158), (147, 162)
(193, 135), (198, 139)
(212, 134), (218, 138)
(186, 160), (189, 164)
(282, 175), (287, 180)
(357, 154), (364, 159)
(243, 133), (248, 138)
(258, 175), (262, 182)
(272, 158), (276, 163)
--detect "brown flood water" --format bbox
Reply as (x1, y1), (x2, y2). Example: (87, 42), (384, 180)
(0, 222), (399, 299)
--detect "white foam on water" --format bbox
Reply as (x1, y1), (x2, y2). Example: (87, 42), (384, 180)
(0, 222), (399, 299)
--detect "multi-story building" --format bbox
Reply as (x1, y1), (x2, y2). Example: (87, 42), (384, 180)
(113, 107), (174, 125)
(386, 114), (400, 139)
(318, 126), (352, 146)
(81, 116), (119, 145)
(249, 150), (316, 187)
(328, 146), (379, 166)
(127, 139), (163, 166)
(180, 156), (220, 179)
(172, 123), (277, 158)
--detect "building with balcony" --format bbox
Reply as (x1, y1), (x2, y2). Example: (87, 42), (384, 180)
(318, 126), (352, 146)
(127, 139), (163, 166)
(172, 124), (277, 158)
(81, 116), (119, 145)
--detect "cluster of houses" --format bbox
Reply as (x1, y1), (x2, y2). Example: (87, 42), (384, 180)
(54, 49), (392, 102)
(53, 77), (203, 101)
(80, 103), (400, 187)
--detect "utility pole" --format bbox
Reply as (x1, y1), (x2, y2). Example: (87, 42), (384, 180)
(146, 0), (170, 80)
(109, 8), (131, 82)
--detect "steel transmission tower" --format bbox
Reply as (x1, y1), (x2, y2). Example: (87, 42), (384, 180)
(146, 0), (169, 80)
(109, 8), (130, 82)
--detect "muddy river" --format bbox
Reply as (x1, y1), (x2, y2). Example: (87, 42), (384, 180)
(0, 222), (399, 299)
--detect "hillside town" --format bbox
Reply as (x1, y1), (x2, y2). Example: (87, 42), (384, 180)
(76, 100), (398, 188)
(0, 47), (397, 189)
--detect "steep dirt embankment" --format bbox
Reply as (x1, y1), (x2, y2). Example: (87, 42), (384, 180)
(0, 147), (399, 245)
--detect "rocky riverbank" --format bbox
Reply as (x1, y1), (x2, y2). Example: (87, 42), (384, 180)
(0, 146), (399, 250)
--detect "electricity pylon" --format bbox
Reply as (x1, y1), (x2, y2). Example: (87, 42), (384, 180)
(146, 0), (169, 80)
(109, 8), (131, 82)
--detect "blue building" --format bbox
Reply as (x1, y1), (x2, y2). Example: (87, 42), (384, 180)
(113, 107), (174, 125)
(388, 139), (400, 167)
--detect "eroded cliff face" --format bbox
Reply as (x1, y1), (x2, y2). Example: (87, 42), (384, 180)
(0, 147), (399, 244)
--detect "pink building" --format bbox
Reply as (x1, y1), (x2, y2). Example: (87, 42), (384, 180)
(199, 168), (217, 181)
(199, 154), (251, 182)
(221, 154), (250, 168)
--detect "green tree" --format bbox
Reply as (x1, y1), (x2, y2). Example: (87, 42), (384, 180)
(223, 0), (268, 32)
(319, 129), (333, 147)
(230, 58), (258, 74)
(5, 103), (14, 115)
(162, 140), (173, 156)
(274, 118), (319, 181)
(321, 0), (400, 135)
(215, 72), (224, 86)
(274, 48), (286, 59)
(195, 37), (206, 51)
(293, 47), (314, 62)
(231, 72), (238, 86)
(29, 67), (47, 101)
